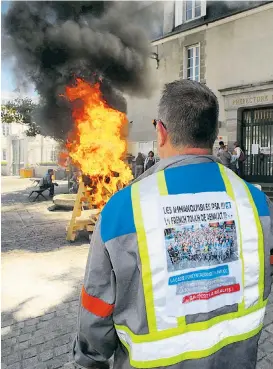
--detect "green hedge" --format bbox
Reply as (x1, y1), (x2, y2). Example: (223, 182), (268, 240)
(1, 161), (7, 166)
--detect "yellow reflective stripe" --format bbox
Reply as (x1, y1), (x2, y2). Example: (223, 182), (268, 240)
(115, 299), (267, 343)
(156, 171), (186, 327)
(131, 183), (157, 332)
(119, 324), (263, 369)
(157, 170), (168, 196)
(242, 182), (265, 305)
(176, 316), (186, 326)
(218, 164), (245, 311)
(218, 164), (234, 199)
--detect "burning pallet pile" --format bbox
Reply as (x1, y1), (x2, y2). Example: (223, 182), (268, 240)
(66, 182), (99, 242)
(66, 174), (128, 241)
(63, 79), (133, 241)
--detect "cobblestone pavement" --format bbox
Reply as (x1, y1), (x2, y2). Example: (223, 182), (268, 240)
(1, 177), (273, 368)
(1, 177), (89, 369)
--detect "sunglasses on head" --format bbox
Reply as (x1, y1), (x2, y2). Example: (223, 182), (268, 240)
(152, 119), (167, 130)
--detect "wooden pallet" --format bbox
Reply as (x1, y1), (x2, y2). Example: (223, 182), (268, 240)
(66, 182), (100, 241)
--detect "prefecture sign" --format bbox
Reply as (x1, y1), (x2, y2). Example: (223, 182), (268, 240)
(232, 94), (273, 106)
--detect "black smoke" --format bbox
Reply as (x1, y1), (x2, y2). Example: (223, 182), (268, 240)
(3, 1), (154, 139)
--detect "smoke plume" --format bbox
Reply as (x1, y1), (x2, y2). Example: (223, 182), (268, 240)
(3, 1), (155, 139)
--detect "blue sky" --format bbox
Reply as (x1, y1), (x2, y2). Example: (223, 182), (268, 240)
(1, 1), (37, 99)
(1, 0), (9, 13)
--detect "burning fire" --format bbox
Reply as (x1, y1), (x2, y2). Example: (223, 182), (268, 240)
(64, 78), (133, 208)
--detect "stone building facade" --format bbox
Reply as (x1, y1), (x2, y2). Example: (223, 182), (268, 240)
(127, 1), (273, 183)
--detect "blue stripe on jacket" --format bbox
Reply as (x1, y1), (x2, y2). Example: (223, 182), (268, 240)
(101, 185), (135, 243)
(245, 182), (270, 217)
(164, 162), (225, 194)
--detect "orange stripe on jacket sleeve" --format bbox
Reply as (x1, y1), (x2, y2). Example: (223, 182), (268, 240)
(81, 286), (114, 318)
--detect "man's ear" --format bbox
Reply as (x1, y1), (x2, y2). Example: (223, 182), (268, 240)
(157, 123), (168, 147)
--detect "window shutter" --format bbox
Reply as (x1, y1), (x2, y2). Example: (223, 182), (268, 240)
(175, 1), (183, 27)
(201, 0), (207, 17)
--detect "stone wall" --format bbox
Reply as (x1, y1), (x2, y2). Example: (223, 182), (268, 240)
(127, 29), (215, 145)
(205, 6), (273, 131)
(126, 5), (273, 147)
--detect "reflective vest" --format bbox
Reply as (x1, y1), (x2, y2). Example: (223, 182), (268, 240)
(115, 163), (268, 368)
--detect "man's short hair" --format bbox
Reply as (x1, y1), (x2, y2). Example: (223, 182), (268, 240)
(219, 141), (224, 146)
(48, 169), (54, 174)
(158, 79), (219, 149)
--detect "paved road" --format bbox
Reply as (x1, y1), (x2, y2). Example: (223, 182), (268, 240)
(1, 177), (88, 369)
(1, 177), (273, 368)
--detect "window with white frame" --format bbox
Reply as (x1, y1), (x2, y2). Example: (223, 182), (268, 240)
(175, 1), (206, 27)
(2, 149), (7, 161)
(2, 123), (10, 137)
(186, 0), (201, 21)
(186, 44), (200, 82)
(50, 148), (58, 162)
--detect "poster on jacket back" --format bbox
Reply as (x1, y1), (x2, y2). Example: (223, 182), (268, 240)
(160, 192), (243, 317)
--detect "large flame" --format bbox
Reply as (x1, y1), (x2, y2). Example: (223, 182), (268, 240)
(65, 78), (133, 208)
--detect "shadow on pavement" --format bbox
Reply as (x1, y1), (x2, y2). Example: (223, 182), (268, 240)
(1, 282), (82, 369)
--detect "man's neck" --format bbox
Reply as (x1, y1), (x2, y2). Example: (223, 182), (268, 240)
(179, 147), (212, 155)
(163, 147), (212, 158)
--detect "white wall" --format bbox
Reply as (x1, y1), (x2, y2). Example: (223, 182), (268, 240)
(205, 7), (273, 121)
(26, 135), (59, 165)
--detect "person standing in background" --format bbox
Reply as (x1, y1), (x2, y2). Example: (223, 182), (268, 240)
(217, 141), (225, 155)
(70, 170), (82, 194)
(218, 145), (232, 168)
(135, 152), (144, 178)
(233, 141), (245, 177)
(144, 150), (156, 171)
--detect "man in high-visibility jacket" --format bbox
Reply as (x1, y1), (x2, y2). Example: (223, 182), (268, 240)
(73, 80), (273, 369)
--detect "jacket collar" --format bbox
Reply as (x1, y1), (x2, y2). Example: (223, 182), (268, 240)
(132, 155), (220, 184)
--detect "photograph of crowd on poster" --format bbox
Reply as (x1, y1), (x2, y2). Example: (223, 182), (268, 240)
(164, 221), (238, 272)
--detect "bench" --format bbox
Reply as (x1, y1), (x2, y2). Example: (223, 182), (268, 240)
(28, 187), (50, 202)
(29, 178), (42, 186)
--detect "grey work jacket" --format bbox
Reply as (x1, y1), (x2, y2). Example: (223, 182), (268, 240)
(73, 155), (273, 369)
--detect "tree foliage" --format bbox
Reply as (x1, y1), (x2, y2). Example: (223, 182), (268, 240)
(1, 98), (40, 137)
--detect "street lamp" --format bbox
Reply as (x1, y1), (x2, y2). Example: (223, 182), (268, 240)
(150, 52), (159, 69)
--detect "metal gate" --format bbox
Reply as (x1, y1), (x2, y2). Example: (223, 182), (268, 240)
(242, 107), (273, 183)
